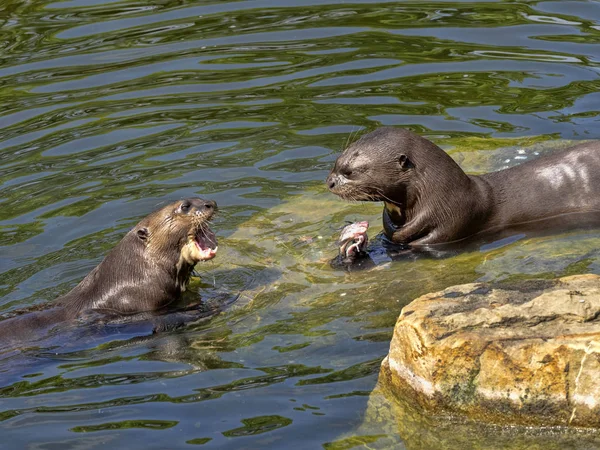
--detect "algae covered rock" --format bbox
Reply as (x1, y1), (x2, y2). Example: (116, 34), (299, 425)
(343, 386), (600, 450)
(380, 274), (600, 428)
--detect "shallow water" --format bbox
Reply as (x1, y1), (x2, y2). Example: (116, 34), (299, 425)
(1, 0), (600, 448)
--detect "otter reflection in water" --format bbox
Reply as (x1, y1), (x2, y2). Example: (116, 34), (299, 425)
(0, 198), (219, 352)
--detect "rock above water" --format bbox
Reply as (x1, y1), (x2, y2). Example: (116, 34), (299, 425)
(380, 274), (600, 428)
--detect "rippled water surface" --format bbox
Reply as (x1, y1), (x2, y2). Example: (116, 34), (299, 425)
(2, 0), (600, 448)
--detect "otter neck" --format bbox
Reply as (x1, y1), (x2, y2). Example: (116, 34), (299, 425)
(383, 171), (495, 244)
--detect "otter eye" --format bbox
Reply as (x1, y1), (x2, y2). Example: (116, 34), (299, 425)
(180, 201), (191, 213)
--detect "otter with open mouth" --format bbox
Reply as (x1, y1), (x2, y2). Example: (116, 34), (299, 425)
(326, 127), (600, 261)
(0, 198), (219, 349)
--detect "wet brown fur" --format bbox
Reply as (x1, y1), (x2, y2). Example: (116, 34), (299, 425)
(327, 127), (600, 246)
(0, 198), (217, 347)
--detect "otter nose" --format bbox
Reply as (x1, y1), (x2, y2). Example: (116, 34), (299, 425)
(202, 200), (217, 212)
(326, 174), (337, 190)
(195, 200), (217, 216)
(202, 200), (217, 211)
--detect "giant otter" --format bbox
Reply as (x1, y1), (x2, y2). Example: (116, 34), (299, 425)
(327, 127), (600, 255)
(0, 198), (218, 349)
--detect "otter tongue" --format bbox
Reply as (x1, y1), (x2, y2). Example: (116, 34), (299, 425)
(195, 227), (218, 260)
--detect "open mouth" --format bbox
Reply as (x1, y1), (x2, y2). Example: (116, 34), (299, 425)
(194, 227), (218, 261)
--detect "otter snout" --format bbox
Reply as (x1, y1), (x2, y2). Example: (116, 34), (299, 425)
(199, 200), (217, 214)
(179, 198), (217, 217)
(326, 173), (343, 192)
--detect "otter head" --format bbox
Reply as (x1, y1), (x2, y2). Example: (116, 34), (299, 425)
(59, 198), (220, 316)
(326, 128), (419, 206)
(135, 197), (218, 271)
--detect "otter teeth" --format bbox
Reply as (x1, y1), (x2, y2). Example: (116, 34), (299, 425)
(194, 228), (218, 261)
(195, 241), (218, 260)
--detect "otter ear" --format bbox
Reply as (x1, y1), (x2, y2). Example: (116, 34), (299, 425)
(398, 154), (413, 170)
(137, 228), (149, 241)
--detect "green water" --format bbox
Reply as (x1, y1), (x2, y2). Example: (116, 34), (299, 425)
(1, 0), (600, 448)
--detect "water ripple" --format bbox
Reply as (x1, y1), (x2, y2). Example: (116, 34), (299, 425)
(1, 0), (600, 448)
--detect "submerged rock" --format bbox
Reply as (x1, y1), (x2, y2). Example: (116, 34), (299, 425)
(343, 385), (600, 450)
(380, 274), (600, 428)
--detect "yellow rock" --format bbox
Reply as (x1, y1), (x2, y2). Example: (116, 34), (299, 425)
(380, 274), (600, 427)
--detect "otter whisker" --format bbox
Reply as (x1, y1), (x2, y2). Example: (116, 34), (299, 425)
(336, 183), (393, 203)
(372, 188), (398, 205)
(343, 127), (356, 151)
(339, 173), (400, 204)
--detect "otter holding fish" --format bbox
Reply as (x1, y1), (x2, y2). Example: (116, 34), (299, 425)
(327, 127), (600, 261)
